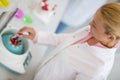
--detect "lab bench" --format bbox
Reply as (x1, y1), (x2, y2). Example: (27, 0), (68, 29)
(0, 0), (69, 80)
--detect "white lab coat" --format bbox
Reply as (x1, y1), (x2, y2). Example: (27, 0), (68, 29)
(33, 25), (118, 80)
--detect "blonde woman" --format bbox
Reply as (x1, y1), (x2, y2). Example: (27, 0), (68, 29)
(19, 2), (120, 80)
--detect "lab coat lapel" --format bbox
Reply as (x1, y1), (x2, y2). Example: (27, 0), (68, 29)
(51, 26), (90, 55)
(39, 26), (90, 69)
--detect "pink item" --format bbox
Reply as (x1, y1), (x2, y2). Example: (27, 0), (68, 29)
(15, 9), (24, 19)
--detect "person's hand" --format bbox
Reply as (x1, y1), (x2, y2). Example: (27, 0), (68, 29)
(18, 26), (36, 40)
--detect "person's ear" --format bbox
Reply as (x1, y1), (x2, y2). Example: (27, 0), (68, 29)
(107, 34), (116, 41)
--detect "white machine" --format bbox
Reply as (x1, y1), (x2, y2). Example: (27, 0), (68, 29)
(0, 8), (32, 74)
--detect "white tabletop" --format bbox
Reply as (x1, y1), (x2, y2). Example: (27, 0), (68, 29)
(0, 0), (69, 80)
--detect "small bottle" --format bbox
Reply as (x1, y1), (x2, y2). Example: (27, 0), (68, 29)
(33, 0), (56, 24)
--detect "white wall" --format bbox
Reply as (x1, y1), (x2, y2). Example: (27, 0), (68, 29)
(108, 48), (120, 80)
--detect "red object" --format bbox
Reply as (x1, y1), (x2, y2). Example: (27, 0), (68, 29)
(10, 38), (17, 46)
(41, 4), (48, 11)
(41, 0), (48, 11)
(18, 33), (23, 36)
(10, 33), (23, 46)
(42, 0), (47, 2)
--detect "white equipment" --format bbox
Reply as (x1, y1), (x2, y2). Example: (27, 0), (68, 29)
(0, 8), (32, 74)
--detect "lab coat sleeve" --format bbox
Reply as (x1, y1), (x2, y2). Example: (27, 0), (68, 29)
(32, 25), (90, 46)
(32, 31), (71, 46)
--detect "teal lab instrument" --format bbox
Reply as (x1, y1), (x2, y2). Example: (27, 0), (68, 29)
(0, 8), (32, 74)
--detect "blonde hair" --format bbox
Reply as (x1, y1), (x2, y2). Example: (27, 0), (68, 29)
(100, 2), (120, 39)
